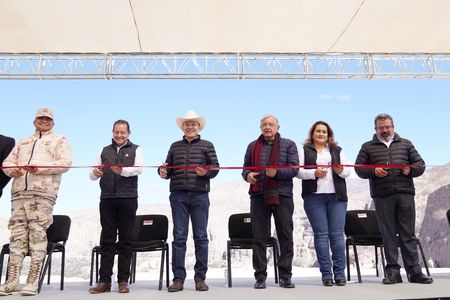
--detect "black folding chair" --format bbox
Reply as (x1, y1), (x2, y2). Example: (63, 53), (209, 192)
(129, 214), (169, 290)
(89, 214), (169, 290)
(226, 213), (279, 288)
(345, 210), (430, 283)
(89, 238), (119, 286)
(345, 210), (385, 283)
(0, 215), (71, 293)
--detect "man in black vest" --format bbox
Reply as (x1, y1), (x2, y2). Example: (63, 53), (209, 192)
(89, 120), (144, 294)
(0, 134), (15, 198)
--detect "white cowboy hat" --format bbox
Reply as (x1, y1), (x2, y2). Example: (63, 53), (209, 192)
(176, 110), (205, 131)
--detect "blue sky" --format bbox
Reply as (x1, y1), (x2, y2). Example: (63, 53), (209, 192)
(0, 80), (449, 217)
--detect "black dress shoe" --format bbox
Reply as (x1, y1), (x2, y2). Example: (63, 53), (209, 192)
(408, 273), (433, 284)
(279, 278), (295, 288)
(322, 279), (334, 287)
(382, 273), (403, 284)
(254, 279), (266, 289)
(335, 278), (346, 286)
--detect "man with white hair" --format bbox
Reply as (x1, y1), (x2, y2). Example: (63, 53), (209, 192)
(0, 108), (72, 296)
(159, 110), (219, 292)
(242, 114), (299, 289)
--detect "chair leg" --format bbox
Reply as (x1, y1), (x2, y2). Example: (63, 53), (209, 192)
(60, 248), (65, 290)
(95, 251), (100, 283)
(133, 252), (137, 283)
(380, 246), (386, 277)
(352, 242), (362, 283)
(89, 248), (95, 286)
(38, 255), (50, 293)
(227, 242), (232, 288)
(129, 252), (136, 284)
(46, 255), (51, 285)
(375, 246), (379, 277)
(346, 243), (350, 281)
(416, 240), (430, 276)
(159, 247), (164, 290)
(0, 251), (5, 283)
(273, 243), (279, 284)
(165, 243), (169, 288)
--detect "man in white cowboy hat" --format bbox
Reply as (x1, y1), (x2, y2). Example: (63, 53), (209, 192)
(159, 110), (219, 293)
(0, 108), (72, 296)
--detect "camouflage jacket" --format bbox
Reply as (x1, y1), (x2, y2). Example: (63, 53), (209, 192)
(2, 130), (72, 201)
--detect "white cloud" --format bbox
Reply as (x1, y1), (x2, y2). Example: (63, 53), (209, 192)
(337, 94), (351, 102)
(318, 94), (351, 102)
(319, 94), (334, 101)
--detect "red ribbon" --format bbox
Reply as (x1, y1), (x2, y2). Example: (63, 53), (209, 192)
(0, 163), (426, 170)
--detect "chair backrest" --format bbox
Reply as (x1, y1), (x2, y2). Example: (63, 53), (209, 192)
(132, 214), (168, 242)
(345, 210), (381, 237)
(46, 215), (71, 243)
(228, 213), (253, 239)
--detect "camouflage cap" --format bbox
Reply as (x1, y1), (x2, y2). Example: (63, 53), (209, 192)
(35, 108), (54, 119)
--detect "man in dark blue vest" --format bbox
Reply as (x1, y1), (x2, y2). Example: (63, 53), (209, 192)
(89, 120), (144, 294)
(0, 134), (15, 199)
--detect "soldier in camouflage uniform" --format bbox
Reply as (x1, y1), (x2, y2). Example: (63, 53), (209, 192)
(0, 108), (72, 296)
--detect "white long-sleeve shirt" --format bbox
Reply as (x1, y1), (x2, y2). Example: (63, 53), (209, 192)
(296, 144), (351, 194)
(89, 145), (144, 181)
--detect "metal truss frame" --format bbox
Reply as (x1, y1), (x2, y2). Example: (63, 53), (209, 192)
(0, 52), (449, 79)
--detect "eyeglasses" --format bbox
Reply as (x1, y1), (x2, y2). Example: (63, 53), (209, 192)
(375, 125), (393, 131)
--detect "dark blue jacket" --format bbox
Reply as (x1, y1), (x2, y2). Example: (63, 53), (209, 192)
(242, 135), (299, 197)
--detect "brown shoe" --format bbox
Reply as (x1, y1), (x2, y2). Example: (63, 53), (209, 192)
(195, 280), (209, 291)
(118, 282), (130, 293)
(89, 282), (111, 294)
(168, 281), (184, 292)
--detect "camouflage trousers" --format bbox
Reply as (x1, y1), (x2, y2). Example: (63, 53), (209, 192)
(8, 196), (54, 266)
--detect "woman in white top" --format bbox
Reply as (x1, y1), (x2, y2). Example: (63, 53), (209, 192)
(296, 121), (351, 287)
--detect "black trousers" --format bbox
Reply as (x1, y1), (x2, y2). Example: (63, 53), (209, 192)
(374, 193), (422, 276)
(250, 195), (294, 280)
(99, 197), (138, 283)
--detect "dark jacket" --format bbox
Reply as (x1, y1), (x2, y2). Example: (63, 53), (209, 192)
(355, 133), (425, 198)
(242, 135), (299, 197)
(0, 134), (15, 198)
(100, 140), (139, 199)
(163, 136), (219, 192)
(302, 143), (348, 201)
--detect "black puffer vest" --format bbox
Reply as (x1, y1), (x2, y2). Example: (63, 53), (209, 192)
(100, 140), (139, 199)
(301, 143), (348, 201)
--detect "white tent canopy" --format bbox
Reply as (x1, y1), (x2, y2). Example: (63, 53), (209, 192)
(1, 0), (449, 53)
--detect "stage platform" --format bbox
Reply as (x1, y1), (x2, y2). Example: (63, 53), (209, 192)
(6, 269), (450, 300)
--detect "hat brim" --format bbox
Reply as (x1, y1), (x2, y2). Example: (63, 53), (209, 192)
(176, 117), (205, 131)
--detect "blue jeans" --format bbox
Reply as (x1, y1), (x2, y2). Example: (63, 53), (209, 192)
(303, 193), (347, 281)
(169, 191), (210, 282)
